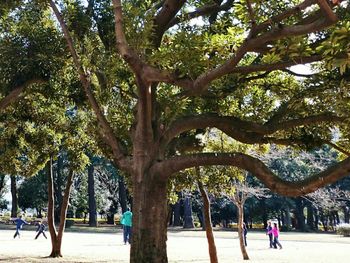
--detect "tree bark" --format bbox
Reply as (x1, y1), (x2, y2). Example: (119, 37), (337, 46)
(198, 180), (218, 263)
(237, 205), (249, 260)
(10, 176), (18, 218)
(130, 175), (168, 263)
(88, 163), (97, 227)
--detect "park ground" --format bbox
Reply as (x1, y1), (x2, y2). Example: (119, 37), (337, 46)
(0, 226), (350, 262)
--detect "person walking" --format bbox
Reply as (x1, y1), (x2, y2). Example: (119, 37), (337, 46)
(34, 221), (47, 239)
(13, 215), (30, 239)
(121, 208), (133, 245)
(268, 222), (282, 249)
(266, 221), (274, 248)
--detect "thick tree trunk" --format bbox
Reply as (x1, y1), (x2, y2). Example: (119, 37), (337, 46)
(183, 195), (194, 228)
(237, 205), (249, 260)
(88, 163), (97, 227)
(198, 180), (218, 263)
(130, 176), (168, 263)
(118, 176), (128, 213)
(10, 176), (18, 217)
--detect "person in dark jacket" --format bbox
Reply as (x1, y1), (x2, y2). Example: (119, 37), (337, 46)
(35, 221), (47, 239)
(266, 221), (274, 248)
(13, 215), (29, 239)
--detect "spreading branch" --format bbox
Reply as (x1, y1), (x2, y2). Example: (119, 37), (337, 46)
(152, 0), (186, 47)
(166, 0), (234, 29)
(50, 0), (129, 169)
(155, 152), (350, 197)
(160, 113), (344, 149)
(0, 79), (47, 111)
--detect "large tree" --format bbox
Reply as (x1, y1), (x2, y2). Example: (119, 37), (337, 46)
(2, 1), (350, 262)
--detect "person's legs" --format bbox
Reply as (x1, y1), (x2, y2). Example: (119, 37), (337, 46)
(43, 231), (47, 239)
(14, 229), (20, 239)
(244, 235), (247, 246)
(126, 226), (131, 244)
(269, 234), (273, 248)
(123, 225), (127, 244)
(273, 237), (277, 248)
(35, 231), (40, 239)
(275, 237), (282, 249)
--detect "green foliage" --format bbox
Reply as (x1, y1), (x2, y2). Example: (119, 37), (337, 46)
(18, 171), (47, 212)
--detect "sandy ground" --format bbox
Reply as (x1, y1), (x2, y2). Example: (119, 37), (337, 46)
(0, 228), (350, 262)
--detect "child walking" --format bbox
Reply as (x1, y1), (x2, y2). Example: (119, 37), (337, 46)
(268, 222), (282, 249)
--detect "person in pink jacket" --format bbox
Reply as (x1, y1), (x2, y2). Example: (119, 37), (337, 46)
(268, 223), (282, 249)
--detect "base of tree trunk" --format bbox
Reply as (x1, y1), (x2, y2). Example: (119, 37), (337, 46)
(49, 251), (63, 258)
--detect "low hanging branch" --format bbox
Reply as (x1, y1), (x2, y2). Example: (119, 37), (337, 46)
(156, 152), (350, 197)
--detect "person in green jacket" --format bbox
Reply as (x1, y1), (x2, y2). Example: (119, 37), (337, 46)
(121, 208), (132, 244)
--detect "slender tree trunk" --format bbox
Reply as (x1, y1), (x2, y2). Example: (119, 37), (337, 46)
(307, 202), (314, 230)
(88, 163), (97, 227)
(314, 209), (319, 230)
(260, 199), (268, 228)
(118, 176), (128, 213)
(237, 205), (249, 260)
(130, 175), (168, 263)
(198, 180), (218, 263)
(285, 205), (291, 230)
(55, 156), (63, 223)
(10, 176), (18, 217)
(47, 157), (75, 258)
(47, 157), (61, 258)
(173, 194), (181, 226)
(183, 195), (194, 228)
(344, 206), (350, 223)
(295, 197), (305, 231)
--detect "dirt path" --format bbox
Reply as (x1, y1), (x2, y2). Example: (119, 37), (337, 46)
(0, 229), (349, 262)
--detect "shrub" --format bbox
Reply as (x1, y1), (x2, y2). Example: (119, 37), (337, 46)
(336, 223), (350, 237)
(65, 219), (75, 228)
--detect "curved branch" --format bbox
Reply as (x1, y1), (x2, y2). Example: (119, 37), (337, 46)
(152, 0), (186, 47)
(0, 78), (47, 111)
(50, 1), (128, 169)
(324, 141), (350, 156)
(189, 0), (338, 95)
(155, 152), (350, 197)
(166, 0), (234, 29)
(160, 113), (344, 149)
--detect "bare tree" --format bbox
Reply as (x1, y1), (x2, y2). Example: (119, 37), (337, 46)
(226, 175), (270, 260)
